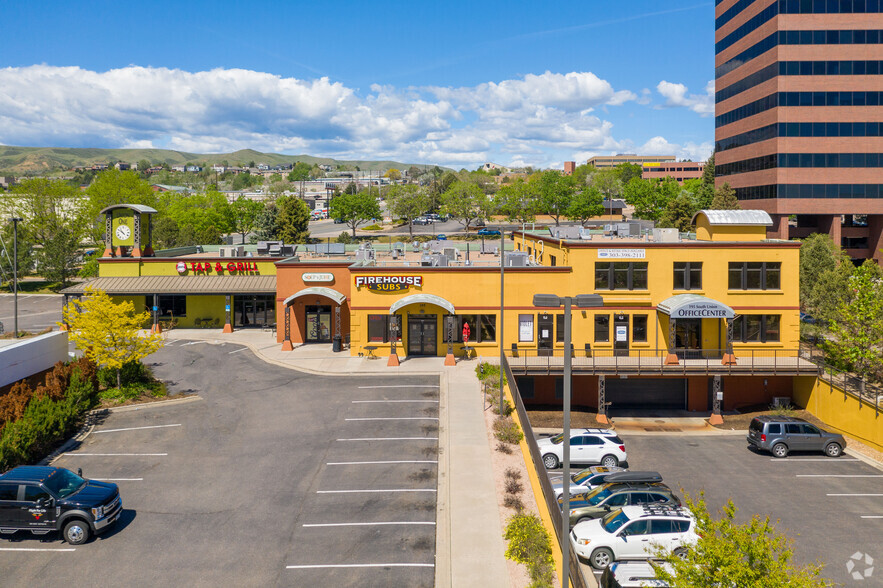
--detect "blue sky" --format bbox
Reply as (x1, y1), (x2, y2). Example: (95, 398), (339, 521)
(0, 0), (715, 169)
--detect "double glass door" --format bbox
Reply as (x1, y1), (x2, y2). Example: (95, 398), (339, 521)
(235, 295), (275, 327)
(407, 315), (437, 356)
(675, 319), (702, 359)
(305, 305), (332, 343)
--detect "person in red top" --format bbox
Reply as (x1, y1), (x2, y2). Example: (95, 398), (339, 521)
(462, 321), (471, 343)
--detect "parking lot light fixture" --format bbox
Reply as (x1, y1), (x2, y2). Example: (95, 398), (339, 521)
(9, 218), (23, 338)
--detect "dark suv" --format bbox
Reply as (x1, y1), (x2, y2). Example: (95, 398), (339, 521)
(747, 416), (845, 458)
(0, 466), (122, 545)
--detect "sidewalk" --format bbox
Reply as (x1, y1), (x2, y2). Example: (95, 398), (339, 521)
(163, 329), (510, 587)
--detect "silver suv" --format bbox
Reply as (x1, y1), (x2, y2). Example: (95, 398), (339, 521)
(747, 416), (845, 458)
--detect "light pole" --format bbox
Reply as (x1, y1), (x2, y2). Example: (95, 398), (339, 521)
(499, 226), (505, 414)
(533, 292), (603, 588)
(8, 218), (23, 338)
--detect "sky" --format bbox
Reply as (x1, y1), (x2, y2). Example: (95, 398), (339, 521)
(0, 0), (715, 170)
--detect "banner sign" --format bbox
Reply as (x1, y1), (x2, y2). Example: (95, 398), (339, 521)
(355, 275), (423, 291)
(598, 249), (646, 259)
(303, 273), (334, 283)
(670, 301), (732, 319)
(184, 261), (259, 274)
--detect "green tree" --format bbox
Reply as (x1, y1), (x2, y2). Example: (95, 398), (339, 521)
(658, 190), (701, 232)
(287, 162), (312, 182)
(330, 190), (381, 237)
(614, 163), (643, 185)
(386, 184), (430, 238)
(275, 195), (311, 243)
(799, 234), (850, 315)
(252, 202), (279, 242)
(711, 183), (741, 210)
(440, 181), (488, 232)
(162, 188), (233, 244)
(532, 171), (574, 226)
(566, 186), (604, 226)
(497, 180), (536, 225)
(385, 168), (402, 182)
(39, 225), (81, 285)
(824, 262), (883, 382)
(230, 196), (264, 245)
(152, 217), (180, 249)
(137, 159), (152, 174)
(84, 169), (158, 241)
(625, 177), (679, 222)
(589, 169), (624, 203)
(62, 288), (164, 388)
(0, 220), (35, 282)
(652, 493), (830, 587)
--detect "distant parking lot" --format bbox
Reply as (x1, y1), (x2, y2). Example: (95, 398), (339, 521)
(0, 341), (438, 587)
(0, 294), (62, 334)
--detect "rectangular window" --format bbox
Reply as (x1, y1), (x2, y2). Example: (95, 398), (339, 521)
(518, 314), (534, 342)
(633, 315), (648, 342)
(556, 314), (565, 343)
(594, 262), (649, 290)
(368, 314), (390, 342)
(516, 376), (535, 399)
(594, 314), (610, 342)
(728, 262), (782, 290)
(479, 315), (497, 343)
(733, 315), (781, 342)
(549, 254), (557, 267)
(673, 262), (702, 290)
(157, 295), (186, 317)
(455, 314), (496, 342)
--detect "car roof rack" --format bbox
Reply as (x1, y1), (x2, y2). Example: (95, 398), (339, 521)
(603, 471), (662, 484)
(579, 428), (616, 434)
(640, 504), (688, 517)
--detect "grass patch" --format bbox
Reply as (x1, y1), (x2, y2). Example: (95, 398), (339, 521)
(362, 223), (383, 231)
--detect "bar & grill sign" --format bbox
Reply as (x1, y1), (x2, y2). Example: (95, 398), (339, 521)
(355, 275), (423, 292)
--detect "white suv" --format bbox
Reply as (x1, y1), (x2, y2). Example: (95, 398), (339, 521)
(549, 465), (626, 499)
(570, 505), (698, 570)
(536, 428), (627, 470)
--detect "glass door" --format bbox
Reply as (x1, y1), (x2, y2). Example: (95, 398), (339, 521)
(614, 314), (629, 357)
(675, 319), (702, 359)
(407, 315), (437, 356)
(305, 305), (332, 342)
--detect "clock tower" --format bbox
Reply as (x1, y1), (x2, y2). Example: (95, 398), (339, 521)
(100, 204), (158, 258)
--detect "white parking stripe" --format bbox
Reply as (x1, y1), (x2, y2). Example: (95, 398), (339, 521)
(228, 347), (249, 354)
(861, 515), (883, 518)
(303, 522), (435, 527)
(287, 563), (434, 569)
(337, 437), (438, 441)
(326, 460), (437, 465)
(826, 493), (883, 496)
(0, 548), (76, 552)
(180, 341), (206, 346)
(797, 475), (883, 478)
(64, 453), (167, 457)
(770, 458), (859, 462)
(345, 417), (438, 421)
(94, 424), (181, 434)
(94, 478), (143, 481)
(351, 400), (438, 403)
(357, 385), (439, 389)
(317, 489), (436, 494)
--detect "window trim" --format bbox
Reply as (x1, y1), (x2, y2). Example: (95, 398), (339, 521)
(728, 262), (781, 290)
(595, 262), (649, 291)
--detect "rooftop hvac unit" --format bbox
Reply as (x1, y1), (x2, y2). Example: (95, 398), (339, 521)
(218, 246), (244, 257)
(652, 228), (679, 243)
(505, 252), (529, 267)
(433, 254), (448, 267)
(420, 254), (434, 266)
(442, 247), (458, 260)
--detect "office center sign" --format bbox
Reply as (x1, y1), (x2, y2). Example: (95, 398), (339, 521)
(670, 301), (733, 319)
(355, 275), (423, 292)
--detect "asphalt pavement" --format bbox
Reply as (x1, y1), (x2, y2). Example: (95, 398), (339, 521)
(0, 294), (63, 334)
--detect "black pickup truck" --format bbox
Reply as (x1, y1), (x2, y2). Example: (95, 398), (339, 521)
(0, 466), (122, 545)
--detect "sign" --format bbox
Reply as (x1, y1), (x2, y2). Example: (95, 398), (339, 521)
(355, 275), (423, 292)
(152, 306), (158, 312)
(598, 249), (645, 259)
(176, 262), (187, 274)
(303, 272), (334, 283)
(518, 314), (534, 342)
(615, 325), (628, 342)
(670, 301), (732, 319)
(225, 305), (231, 312)
(184, 261), (260, 274)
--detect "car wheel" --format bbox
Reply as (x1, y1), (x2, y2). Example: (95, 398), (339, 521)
(825, 442), (842, 458)
(542, 453), (560, 470)
(590, 547), (615, 570)
(674, 547), (688, 560)
(771, 443), (788, 458)
(600, 455), (619, 468)
(63, 520), (90, 546)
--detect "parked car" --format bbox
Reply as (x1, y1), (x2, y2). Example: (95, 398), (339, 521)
(571, 504), (698, 570)
(561, 473), (679, 528)
(436, 234), (447, 241)
(549, 465), (627, 499)
(0, 466), (122, 545)
(477, 228), (502, 236)
(333, 217), (345, 224)
(600, 561), (672, 588)
(747, 415), (845, 458)
(474, 219), (487, 227)
(413, 216), (432, 225)
(536, 428), (627, 469)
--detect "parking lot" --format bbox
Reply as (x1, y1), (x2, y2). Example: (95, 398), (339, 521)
(0, 340), (438, 587)
(547, 431), (883, 586)
(0, 294), (63, 334)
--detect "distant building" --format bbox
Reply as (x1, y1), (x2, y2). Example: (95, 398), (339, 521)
(642, 161), (705, 184)
(212, 165), (227, 173)
(151, 184), (190, 193)
(145, 166), (164, 174)
(114, 162), (131, 171)
(257, 163), (270, 171)
(0, 176), (15, 190)
(563, 161), (576, 175)
(186, 165), (203, 173)
(482, 162), (508, 172)
(171, 165), (186, 173)
(587, 154), (676, 169)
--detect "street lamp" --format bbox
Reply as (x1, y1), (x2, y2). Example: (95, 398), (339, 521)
(8, 218), (23, 338)
(533, 292), (603, 588)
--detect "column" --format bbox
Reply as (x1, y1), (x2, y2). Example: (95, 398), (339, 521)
(60, 295), (69, 331)
(867, 214), (883, 262)
(132, 212), (143, 257)
(223, 294), (233, 333)
(819, 214), (842, 249)
(664, 317), (679, 365)
(144, 214), (154, 257)
(444, 313), (456, 366)
(721, 318), (736, 365)
(150, 293), (161, 334)
(769, 214), (790, 240)
(387, 313), (400, 366)
(596, 375), (608, 424)
(281, 305), (293, 351)
(708, 375), (724, 425)
(102, 214), (114, 258)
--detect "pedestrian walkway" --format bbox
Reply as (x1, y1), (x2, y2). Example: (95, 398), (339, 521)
(163, 329), (509, 587)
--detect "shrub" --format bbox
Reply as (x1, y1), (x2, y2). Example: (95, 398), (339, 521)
(99, 384), (144, 404)
(496, 442), (513, 454)
(492, 399), (514, 417)
(98, 361), (149, 389)
(362, 223), (383, 231)
(505, 477), (524, 495)
(336, 231), (354, 244)
(505, 467), (522, 481)
(503, 513), (555, 587)
(494, 416), (524, 445)
(0, 381), (35, 430)
(503, 495), (524, 511)
(769, 402), (796, 416)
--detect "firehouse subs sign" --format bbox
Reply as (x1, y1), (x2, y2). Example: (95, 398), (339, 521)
(355, 275), (423, 292)
(178, 261), (260, 274)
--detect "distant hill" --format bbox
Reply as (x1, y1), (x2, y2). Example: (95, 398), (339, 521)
(0, 146), (445, 174)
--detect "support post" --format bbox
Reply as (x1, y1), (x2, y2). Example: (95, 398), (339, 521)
(499, 227), (505, 416)
(281, 304), (293, 351)
(388, 313), (400, 366)
(561, 296), (572, 588)
(596, 374), (608, 424)
(102, 214), (114, 258)
(132, 212), (143, 257)
(444, 313), (456, 366)
(11, 217), (21, 338)
(144, 213), (154, 257)
(664, 317), (679, 365)
(60, 295), (69, 331)
(722, 318), (737, 365)
(223, 294), (233, 333)
(150, 293), (162, 334)
(709, 374), (724, 425)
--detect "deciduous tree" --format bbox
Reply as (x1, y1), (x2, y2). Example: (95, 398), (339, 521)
(330, 190), (381, 237)
(230, 196), (263, 245)
(275, 195), (311, 244)
(566, 186), (604, 226)
(386, 184), (430, 238)
(497, 180), (536, 225)
(84, 169), (158, 240)
(533, 171), (574, 226)
(384, 168), (402, 182)
(824, 262), (883, 382)
(440, 181), (488, 232)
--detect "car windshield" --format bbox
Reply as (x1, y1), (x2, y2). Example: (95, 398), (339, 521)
(572, 470), (596, 484)
(601, 509), (629, 533)
(44, 468), (86, 499)
(549, 434), (565, 445)
(583, 486), (613, 506)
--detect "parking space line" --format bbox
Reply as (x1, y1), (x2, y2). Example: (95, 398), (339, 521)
(770, 458), (859, 462)
(861, 516), (883, 518)
(357, 385), (439, 389)
(228, 347), (249, 354)
(94, 478), (143, 481)
(344, 417), (438, 421)
(337, 437), (438, 441)
(0, 548), (76, 552)
(64, 453), (167, 457)
(826, 493), (883, 496)
(286, 563), (434, 569)
(317, 489), (437, 494)
(797, 475), (883, 478)
(94, 424), (181, 434)
(326, 460), (438, 465)
(303, 522), (436, 527)
(351, 400), (439, 403)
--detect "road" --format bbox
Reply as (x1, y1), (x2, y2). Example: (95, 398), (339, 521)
(0, 294), (63, 335)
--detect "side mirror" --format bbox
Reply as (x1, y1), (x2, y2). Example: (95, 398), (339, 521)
(77, 468), (83, 477)
(36, 497), (53, 509)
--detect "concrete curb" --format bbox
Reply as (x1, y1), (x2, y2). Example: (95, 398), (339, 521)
(844, 448), (883, 472)
(95, 394), (203, 413)
(435, 370), (451, 588)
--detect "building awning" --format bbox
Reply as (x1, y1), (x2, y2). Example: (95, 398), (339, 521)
(690, 210), (773, 226)
(389, 294), (456, 315)
(657, 294), (735, 320)
(99, 204), (158, 215)
(283, 287), (347, 306)
(60, 276), (276, 296)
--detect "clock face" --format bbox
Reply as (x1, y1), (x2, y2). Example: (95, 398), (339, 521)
(115, 225), (131, 240)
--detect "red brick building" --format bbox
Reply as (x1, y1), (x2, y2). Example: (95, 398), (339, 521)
(642, 161), (705, 183)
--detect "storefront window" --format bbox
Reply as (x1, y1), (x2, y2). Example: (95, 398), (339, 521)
(733, 314), (780, 342)
(594, 314), (610, 342)
(633, 315), (648, 342)
(518, 314), (534, 342)
(368, 315), (390, 342)
(157, 295), (186, 318)
(479, 315), (497, 342)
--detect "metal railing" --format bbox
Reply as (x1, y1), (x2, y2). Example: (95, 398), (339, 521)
(502, 357), (590, 588)
(799, 341), (883, 409)
(505, 347), (819, 376)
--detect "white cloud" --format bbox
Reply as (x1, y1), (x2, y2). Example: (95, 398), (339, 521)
(655, 80), (714, 116)
(0, 65), (654, 169)
(638, 136), (713, 162)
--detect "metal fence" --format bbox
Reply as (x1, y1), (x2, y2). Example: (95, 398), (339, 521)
(799, 341), (883, 410)
(501, 356), (590, 588)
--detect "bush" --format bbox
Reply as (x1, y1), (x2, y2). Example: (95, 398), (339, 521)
(476, 361), (506, 386)
(769, 402), (796, 416)
(336, 231), (354, 244)
(494, 416), (524, 445)
(503, 513), (555, 587)
(496, 442), (513, 454)
(505, 477), (524, 495)
(362, 223), (382, 231)
(98, 361), (149, 389)
(503, 494), (524, 511)
(492, 399), (514, 417)
(505, 467), (522, 481)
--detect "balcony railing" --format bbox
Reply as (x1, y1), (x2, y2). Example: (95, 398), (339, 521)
(505, 347), (820, 376)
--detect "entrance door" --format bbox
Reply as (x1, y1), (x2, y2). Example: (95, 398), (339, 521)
(537, 313), (554, 357)
(675, 319), (702, 359)
(613, 314), (629, 357)
(407, 314), (437, 356)
(305, 305), (332, 343)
